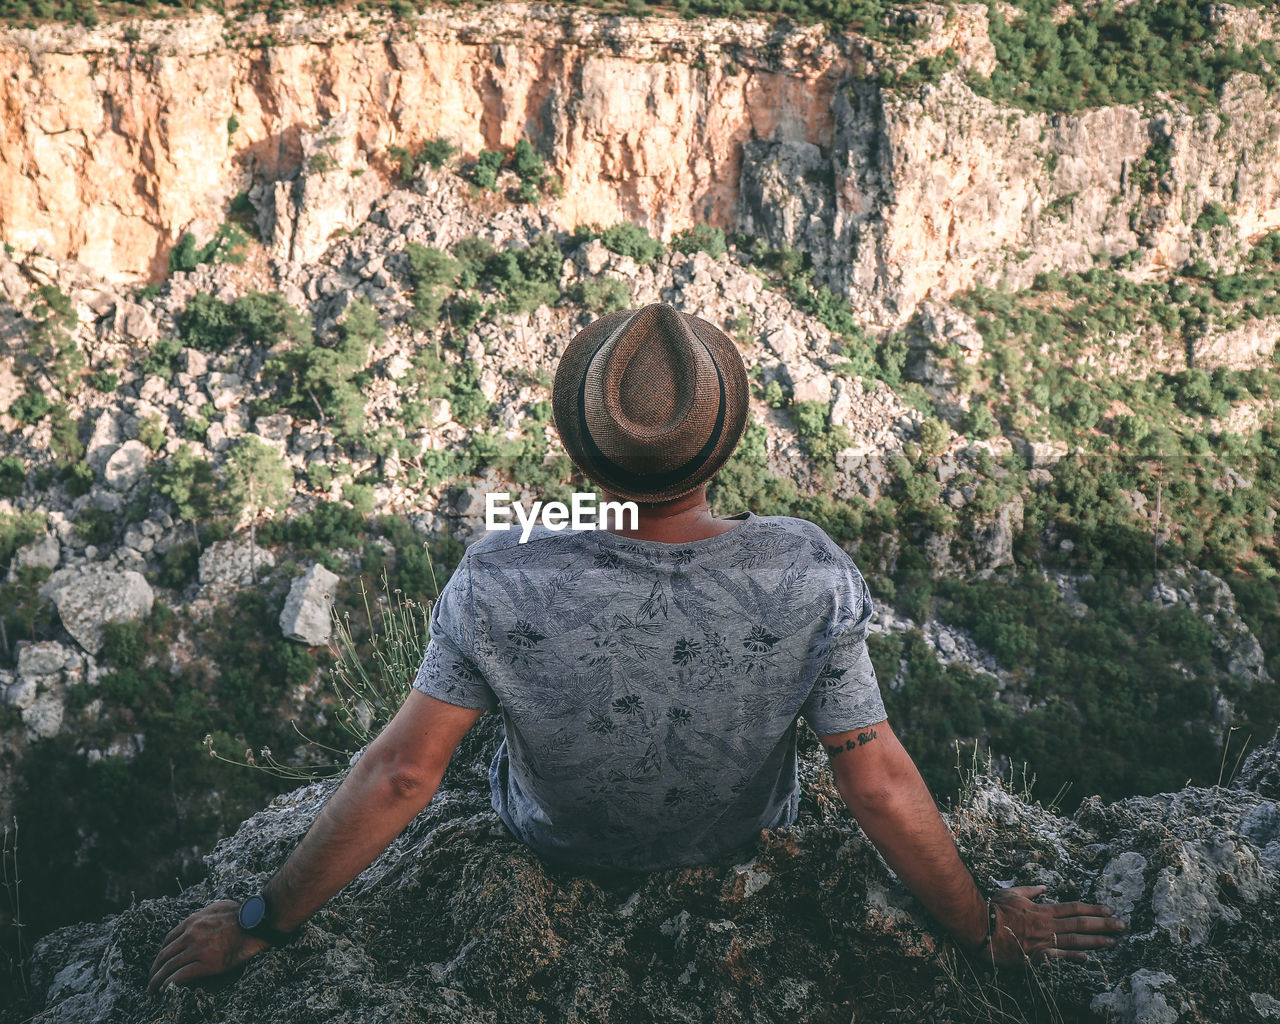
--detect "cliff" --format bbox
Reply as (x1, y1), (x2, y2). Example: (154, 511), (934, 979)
(16, 721), (1280, 1024)
(3, 3), (1280, 322)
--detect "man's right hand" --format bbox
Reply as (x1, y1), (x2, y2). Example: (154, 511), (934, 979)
(985, 884), (1125, 966)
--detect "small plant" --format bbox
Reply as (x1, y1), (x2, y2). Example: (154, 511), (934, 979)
(137, 414), (167, 452)
(28, 285), (83, 394)
(168, 222), (249, 273)
(329, 572), (434, 749)
(471, 149), (504, 190)
(918, 417), (951, 458)
(0, 456), (24, 499)
(73, 507), (116, 547)
(226, 436), (293, 582)
(62, 462), (94, 499)
(2, 818), (29, 1002)
(342, 481), (375, 515)
(600, 222), (664, 265)
(180, 290), (310, 353)
(89, 370), (119, 393)
(671, 223), (727, 258)
(308, 152), (338, 175)
(572, 277), (630, 313)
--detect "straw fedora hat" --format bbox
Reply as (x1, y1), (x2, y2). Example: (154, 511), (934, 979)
(551, 303), (749, 503)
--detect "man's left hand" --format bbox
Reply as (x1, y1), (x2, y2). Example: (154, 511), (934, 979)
(147, 900), (270, 994)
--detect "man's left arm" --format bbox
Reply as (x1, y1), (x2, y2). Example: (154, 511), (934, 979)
(148, 691), (483, 993)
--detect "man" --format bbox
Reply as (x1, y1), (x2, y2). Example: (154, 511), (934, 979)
(149, 303), (1124, 993)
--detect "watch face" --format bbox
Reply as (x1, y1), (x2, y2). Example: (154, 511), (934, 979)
(238, 895), (267, 930)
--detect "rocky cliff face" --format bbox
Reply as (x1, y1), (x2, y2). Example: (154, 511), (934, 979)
(4, 4), (1279, 324)
(17, 721), (1280, 1024)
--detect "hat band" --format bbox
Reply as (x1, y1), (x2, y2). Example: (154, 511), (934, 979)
(576, 335), (728, 495)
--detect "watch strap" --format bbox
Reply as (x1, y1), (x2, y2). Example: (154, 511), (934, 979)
(237, 894), (298, 947)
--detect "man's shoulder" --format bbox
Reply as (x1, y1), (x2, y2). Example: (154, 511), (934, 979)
(461, 524), (591, 562)
(750, 514), (852, 556)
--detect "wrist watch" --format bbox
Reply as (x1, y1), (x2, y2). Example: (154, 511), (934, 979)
(236, 893), (297, 947)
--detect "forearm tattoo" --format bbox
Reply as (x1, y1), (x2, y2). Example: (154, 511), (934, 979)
(825, 727), (878, 758)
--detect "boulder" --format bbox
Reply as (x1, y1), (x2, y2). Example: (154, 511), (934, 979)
(20, 723), (1280, 1024)
(103, 441), (150, 492)
(278, 564), (340, 647)
(51, 571), (154, 655)
(16, 641), (70, 679)
(197, 540), (277, 591)
(6, 531), (60, 580)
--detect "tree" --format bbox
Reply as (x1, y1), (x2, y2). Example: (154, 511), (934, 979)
(226, 437), (293, 583)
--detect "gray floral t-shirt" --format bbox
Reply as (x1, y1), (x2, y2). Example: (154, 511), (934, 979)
(412, 512), (885, 871)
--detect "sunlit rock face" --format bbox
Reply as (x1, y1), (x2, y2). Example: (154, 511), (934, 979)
(4, 5), (1279, 323)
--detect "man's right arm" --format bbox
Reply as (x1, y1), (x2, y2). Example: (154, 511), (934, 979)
(818, 719), (1125, 966)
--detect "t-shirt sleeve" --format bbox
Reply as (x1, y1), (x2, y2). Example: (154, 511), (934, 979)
(799, 555), (887, 735)
(412, 553), (499, 713)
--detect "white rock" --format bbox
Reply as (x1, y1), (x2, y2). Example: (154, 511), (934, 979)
(51, 570), (154, 655)
(198, 540), (277, 591)
(103, 440), (149, 492)
(279, 563), (341, 646)
(7, 531), (60, 580)
(17, 641), (69, 678)
(22, 689), (65, 740)
(3, 677), (37, 710)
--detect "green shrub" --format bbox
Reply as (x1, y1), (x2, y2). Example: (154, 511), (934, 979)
(390, 136), (458, 181)
(671, 223), (727, 258)
(63, 461), (94, 498)
(89, 370), (120, 392)
(600, 222), (664, 265)
(0, 510), (45, 571)
(261, 297), (380, 442)
(8, 387), (51, 424)
(101, 619), (147, 667)
(179, 291), (310, 353)
(155, 445), (239, 524)
(572, 277), (630, 313)
(49, 404), (84, 463)
(0, 455), (24, 498)
(961, 403), (1000, 440)
(28, 284), (84, 394)
(421, 136), (458, 169)
(137, 414), (167, 451)
(918, 417), (950, 457)
(74, 507), (116, 546)
(342, 481), (375, 515)
(168, 222), (249, 273)
(1194, 201), (1232, 232)
(481, 233), (563, 315)
(405, 244), (461, 329)
(158, 540), (200, 590)
(472, 149), (504, 190)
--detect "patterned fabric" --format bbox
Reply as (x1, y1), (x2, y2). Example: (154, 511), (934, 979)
(412, 512), (886, 871)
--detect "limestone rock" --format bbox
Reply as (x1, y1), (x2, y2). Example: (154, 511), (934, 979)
(6, 531), (60, 580)
(261, 115), (383, 267)
(20, 724), (1280, 1024)
(103, 440), (150, 492)
(278, 564), (340, 647)
(197, 540), (277, 592)
(50, 571), (154, 655)
(16, 641), (70, 680)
